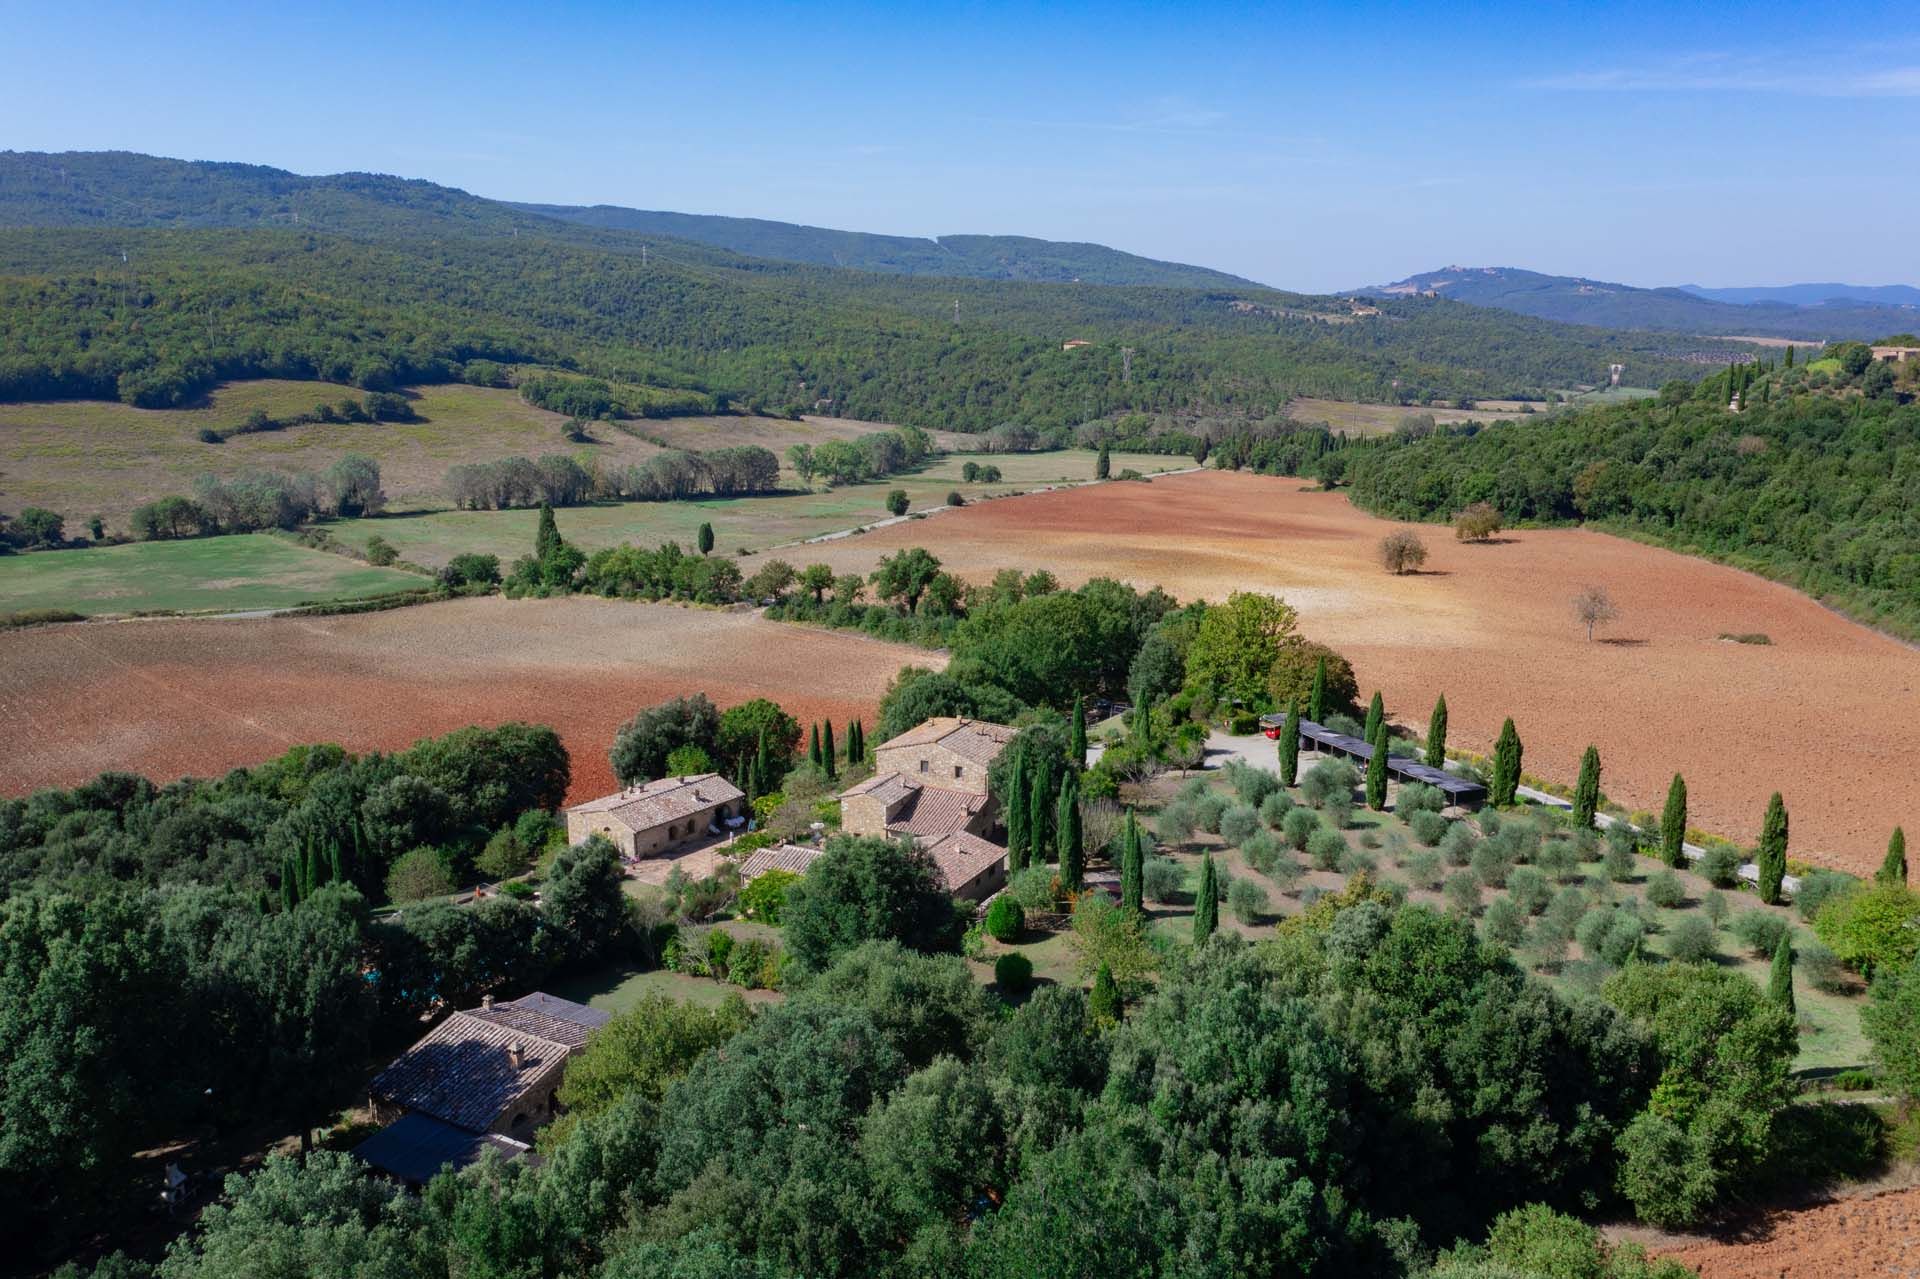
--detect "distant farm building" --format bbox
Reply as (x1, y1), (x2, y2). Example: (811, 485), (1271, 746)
(1872, 345), (1920, 363)
(1061, 338), (1094, 350)
(564, 774), (747, 858)
(356, 993), (609, 1182)
(839, 716), (1017, 900)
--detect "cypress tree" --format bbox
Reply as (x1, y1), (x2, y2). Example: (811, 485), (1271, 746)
(1490, 718), (1522, 807)
(822, 721), (837, 780)
(849, 719), (863, 763)
(1573, 745), (1602, 829)
(1365, 719), (1388, 810)
(1096, 443), (1111, 480)
(1193, 854), (1219, 943)
(1757, 792), (1789, 905)
(1278, 701), (1301, 786)
(1070, 695), (1088, 770)
(327, 836), (345, 888)
(697, 521), (714, 555)
(1661, 773), (1688, 867)
(1089, 962), (1121, 1024)
(1425, 694), (1448, 768)
(1057, 770), (1084, 891)
(1308, 656), (1328, 722)
(755, 729), (772, 793)
(1768, 933), (1795, 1015)
(1879, 826), (1908, 887)
(1785, 344), (1795, 369)
(1028, 765), (1050, 865)
(1363, 691), (1384, 742)
(1120, 809), (1143, 915)
(809, 723), (822, 768)
(535, 502), (561, 562)
(301, 837), (320, 900)
(1006, 756), (1029, 871)
(280, 856), (298, 911)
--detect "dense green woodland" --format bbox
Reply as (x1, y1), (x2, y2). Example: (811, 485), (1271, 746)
(1335, 375), (1920, 635)
(0, 223), (1729, 431)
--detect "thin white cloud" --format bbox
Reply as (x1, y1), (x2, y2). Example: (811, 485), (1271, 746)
(1529, 52), (1920, 97)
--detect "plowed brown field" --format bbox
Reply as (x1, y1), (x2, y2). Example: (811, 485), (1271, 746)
(1646, 1185), (1920, 1278)
(804, 470), (1920, 874)
(0, 598), (938, 803)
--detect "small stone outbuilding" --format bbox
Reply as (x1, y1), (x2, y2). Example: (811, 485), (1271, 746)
(565, 773), (747, 859)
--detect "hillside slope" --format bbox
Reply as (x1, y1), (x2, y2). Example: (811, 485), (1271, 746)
(1363, 265), (1917, 341)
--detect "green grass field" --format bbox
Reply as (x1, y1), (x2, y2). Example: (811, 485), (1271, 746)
(325, 449), (1187, 567)
(547, 964), (783, 1013)
(0, 534), (424, 616)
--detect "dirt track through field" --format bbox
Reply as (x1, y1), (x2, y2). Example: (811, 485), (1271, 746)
(804, 470), (1920, 874)
(0, 598), (937, 804)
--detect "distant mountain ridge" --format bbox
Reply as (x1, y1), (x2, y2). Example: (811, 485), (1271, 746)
(1678, 281), (1920, 308)
(0, 150), (1258, 288)
(1361, 265), (1918, 341)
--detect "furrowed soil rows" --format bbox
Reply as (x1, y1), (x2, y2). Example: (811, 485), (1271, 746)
(0, 597), (937, 802)
(802, 469), (1920, 874)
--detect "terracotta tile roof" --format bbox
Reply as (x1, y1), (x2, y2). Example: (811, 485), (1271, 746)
(886, 786), (989, 837)
(840, 771), (917, 805)
(875, 717), (1017, 767)
(371, 999), (584, 1132)
(920, 831), (1007, 893)
(566, 773), (745, 834)
(737, 843), (824, 880)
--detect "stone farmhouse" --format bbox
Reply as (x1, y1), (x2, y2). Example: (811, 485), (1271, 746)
(564, 773), (747, 859)
(355, 992), (609, 1183)
(838, 717), (1017, 901)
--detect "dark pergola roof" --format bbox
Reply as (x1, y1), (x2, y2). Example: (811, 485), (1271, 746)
(353, 1111), (531, 1184)
(1293, 719), (1488, 803)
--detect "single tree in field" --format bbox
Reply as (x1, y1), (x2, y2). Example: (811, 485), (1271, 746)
(1490, 718), (1523, 807)
(696, 521), (715, 556)
(1193, 854), (1219, 943)
(1879, 827), (1908, 887)
(1005, 756), (1029, 871)
(1278, 702), (1301, 786)
(1425, 694), (1448, 768)
(1757, 792), (1788, 905)
(1363, 691), (1384, 742)
(1379, 527), (1429, 575)
(1056, 770), (1084, 891)
(1573, 745), (1602, 829)
(799, 563), (834, 603)
(1308, 655), (1328, 722)
(1096, 443), (1111, 480)
(535, 502), (562, 561)
(1453, 501), (1503, 542)
(1120, 809), (1144, 915)
(1661, 774), (1688, 867)
(1365, 720), (1389, 811)
(1767, 933), (1795, 1015)
(1071, 696), (1088, 770)
(1572, 584), (1619, 642)
(885, 489), (910, 517)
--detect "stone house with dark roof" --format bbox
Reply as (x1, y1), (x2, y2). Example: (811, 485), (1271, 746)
(564, 773), (747, 859)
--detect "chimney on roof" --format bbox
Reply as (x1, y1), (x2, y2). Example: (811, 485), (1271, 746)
(507, 1042), (525, 1071)
(481, 993), (494, 1011)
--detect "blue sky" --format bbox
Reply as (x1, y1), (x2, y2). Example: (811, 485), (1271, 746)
(4, 0), (1916, 292)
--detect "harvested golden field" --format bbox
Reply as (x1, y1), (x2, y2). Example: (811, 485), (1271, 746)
(803, 470), (1920, 874)
(0, 597), (937, 803)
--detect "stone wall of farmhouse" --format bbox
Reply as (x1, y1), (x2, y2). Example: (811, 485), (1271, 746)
(874, 741), (994, 794)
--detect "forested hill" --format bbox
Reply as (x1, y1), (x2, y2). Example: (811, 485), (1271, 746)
(510, 202), (1260, 287)
(1362, 266), (1919, 341)
(0, 224), (1743, 429)
(0, 150), (1255, 287)
(1336, 354), (1920, 636)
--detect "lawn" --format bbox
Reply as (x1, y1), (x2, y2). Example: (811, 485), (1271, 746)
(324, 449), (1188, 568)
(547, 963), (782, 1013)
(0, 533), (425, 616)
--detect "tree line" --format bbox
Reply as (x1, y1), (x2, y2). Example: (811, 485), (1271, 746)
(445, 444), (780, 511)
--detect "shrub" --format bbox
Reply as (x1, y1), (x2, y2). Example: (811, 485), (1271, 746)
(1702, 890), (1729, 927)
(1668, 915), (1719, 964)
(1267, 852), (1305, 894)
(1409, 809), (1449, 846)
(1796, 869), (1860, 922)
(994, 951), (1033, 993)
(1732, 910), (1789, 958)
(1300, 758), (1357, 809)
(1008, 866), (1058, 911)
(1241, 830), (1281, 875)
(1603, 842), (1637, 882)
(1219, 803), (1261, 846)
(1224, 760), (1281, 806)
(1443, 870), (1481, 917)
(945, 490), (964, 507)
(1577, 906), (1647, 966)
(1700, 845), (1743, 888)
(1407, 849), (1445, 891)
(1471, 841), (1514, 888)
(1227, 876), (1267, 925)
(1154, 801), (1197, 845)
(736, 868), (799, 924)
(1482, 896), (1527, 948)
(1506, 865), (1550, 915)
(364, 535), (398, 566)
(387, 848), (456, 902)
(1191, 791), (1230, 834)
(1323, 789), (1355, 830)
(1814, 884), (1920, 976)
(1282, 807), (1319, 851)
(1537, 838), (1581, 882)
(1307, 827), (1347, 871)
(1142, 855), (1185, 903)
(985, 895), (1025, 943)
(1645, 870), (1686, 909)
(1800, 942), (1849, 994)
(1337, 848), (1377, 878)
(1259, 790), (1293, 827)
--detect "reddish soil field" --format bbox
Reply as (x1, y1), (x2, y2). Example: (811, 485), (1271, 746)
(803, 470), (1920, 875)
(1645, 1185), (1920, 1278)
(0, 598), (937, 804)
